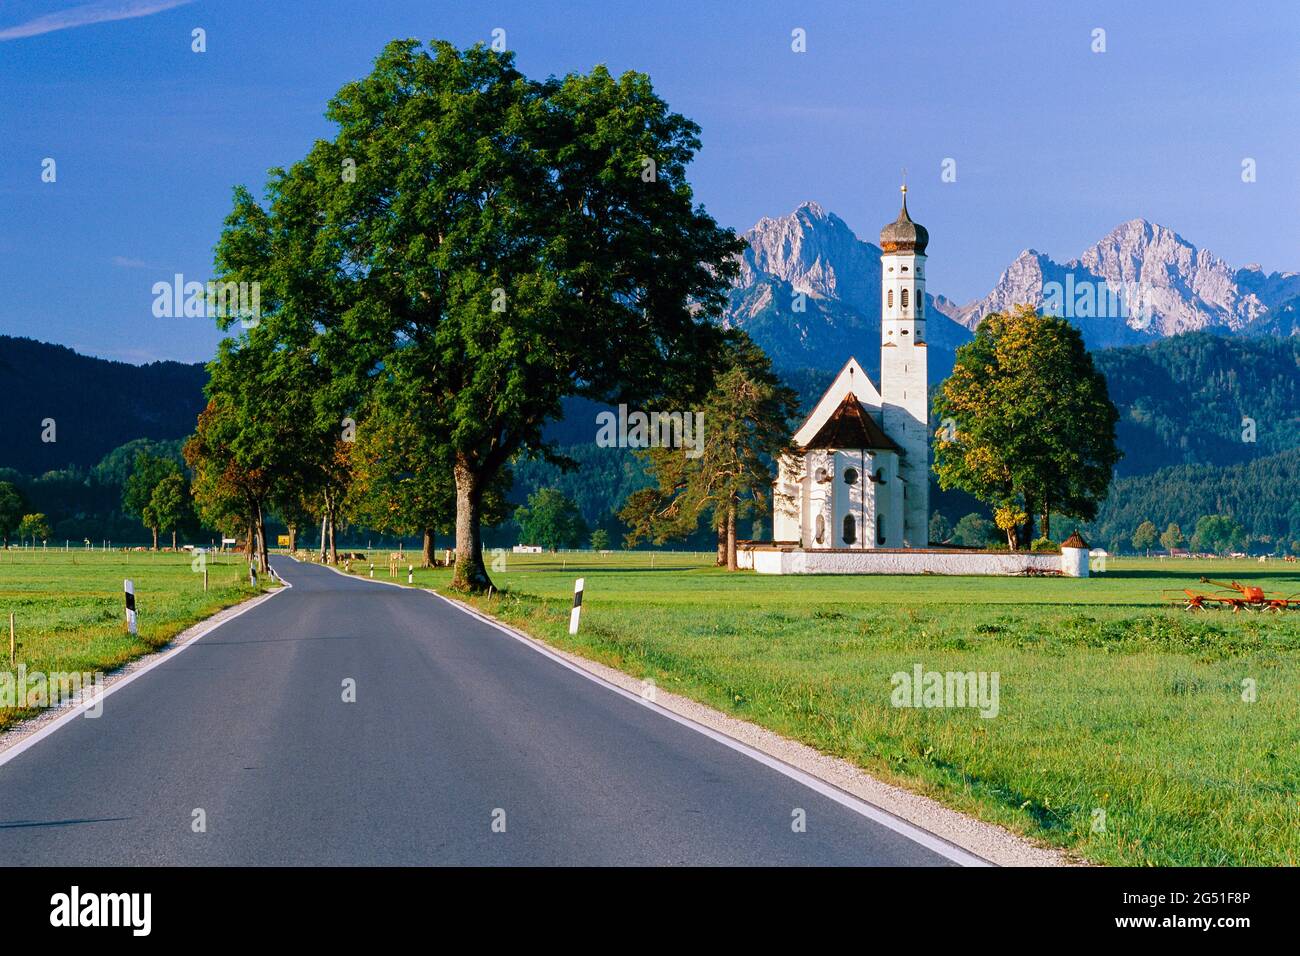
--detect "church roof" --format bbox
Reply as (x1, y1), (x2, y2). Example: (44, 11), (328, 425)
(802, 392), (901, 452)
(879, 188), (929, 255)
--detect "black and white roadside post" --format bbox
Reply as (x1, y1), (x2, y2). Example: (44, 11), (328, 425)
(569, 578), (585, 635)
(369, 562), (374, 579)
(249, 562), (258, 588)
(124, 579), (137, 635)
(407, 564), (413, 585)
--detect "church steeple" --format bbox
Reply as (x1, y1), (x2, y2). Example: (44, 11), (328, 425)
(880, 183), (929, 255)
(878, 186), (929, 548)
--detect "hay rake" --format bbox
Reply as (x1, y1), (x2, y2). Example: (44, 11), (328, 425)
(1169, 577), (1300, 613)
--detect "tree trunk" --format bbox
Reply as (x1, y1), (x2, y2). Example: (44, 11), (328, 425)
(151, 527), (158, 550)
(726, 504), (738, 571)
(171, 529), (177, 550)
(422, 528), (435, 569)
(256, 501), (270, 573)
(288, 524), (297, 552)
(245, 521), (256, 562)
(1041, 499), (1051, 541)
(319, 509), (328, 562)
(1022, 494), (1036, 549)
(716, 523), (726, 567)
(452, 454), (491, 591)
(327, 512), (337, 566)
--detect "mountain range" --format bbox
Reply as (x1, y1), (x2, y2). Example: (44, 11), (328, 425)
(723, 203), (1300, 376)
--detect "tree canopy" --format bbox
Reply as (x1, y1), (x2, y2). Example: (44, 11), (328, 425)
(211, 39), (743, 589)
(933, 305), (1121, 545)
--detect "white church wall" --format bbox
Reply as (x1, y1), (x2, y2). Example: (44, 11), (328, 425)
(747, 547), (1068, 576)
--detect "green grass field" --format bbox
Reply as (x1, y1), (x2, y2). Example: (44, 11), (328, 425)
(0, 549), (268, 732)
(353, 550), (1300, 866)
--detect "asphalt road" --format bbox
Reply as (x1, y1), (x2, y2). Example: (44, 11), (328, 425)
(0, 558), (973, 866)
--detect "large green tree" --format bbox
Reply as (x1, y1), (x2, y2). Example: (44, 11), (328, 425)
(933, 305), (1121, 545)
(1131, 519), (1158, 556)
(17, 513), (50, 547)
(620, 333), (797, 569)
(515, 487), (587, 551)
(150, 472), (193, 550)
(1191, 514), (1244, 555)
(1159, 522), (1185, 554)
(347, 393), (508, 567)
(214, 40), (742, 590)
(0, 483), (24, 548)
(123, 452), (181, 549)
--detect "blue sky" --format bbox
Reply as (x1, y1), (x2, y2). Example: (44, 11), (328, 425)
(2, 0), (1296, 364)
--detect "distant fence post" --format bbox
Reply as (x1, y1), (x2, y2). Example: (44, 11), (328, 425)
(9, 612), (14, 666)
(569, 578), (585, 635)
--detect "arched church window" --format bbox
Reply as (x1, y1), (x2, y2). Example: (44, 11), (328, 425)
(815, 513), (825, 545)
(887, 289), (893, 308)
(875, 468), (885, 483)
(901, 288), (909, 309)
(842, 514), (857, 545)
(843, 467), (858, 485)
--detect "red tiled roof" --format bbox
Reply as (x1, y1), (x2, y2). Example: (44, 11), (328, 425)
(802, 392), (901, 452)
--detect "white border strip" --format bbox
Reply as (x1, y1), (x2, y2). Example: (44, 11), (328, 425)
(0, 578), (290, 769)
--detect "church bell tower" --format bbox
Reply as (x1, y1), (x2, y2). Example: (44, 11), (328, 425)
(879, 184), (930, 547)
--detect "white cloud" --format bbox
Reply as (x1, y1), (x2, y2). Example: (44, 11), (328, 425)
(0, 0), (194, 42)
(111, 255), (149, 268)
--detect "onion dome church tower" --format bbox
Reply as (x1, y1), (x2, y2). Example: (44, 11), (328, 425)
(770, 186), (932, 550)
(878, 185), (930, 547)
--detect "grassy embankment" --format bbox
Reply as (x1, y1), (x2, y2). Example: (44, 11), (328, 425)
(349, 550), (1299, 866)
(0, 549), (269, 732)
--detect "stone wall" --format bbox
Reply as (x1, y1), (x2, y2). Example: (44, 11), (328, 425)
(738, 545), (1088, 577)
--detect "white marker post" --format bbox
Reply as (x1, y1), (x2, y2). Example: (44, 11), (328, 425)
(569, 578), (585, 635)
(249, 563), (258, 588)
(124, 579), (137, 635)
(407, 564), (413, 584)
(369, 563), (374, 578)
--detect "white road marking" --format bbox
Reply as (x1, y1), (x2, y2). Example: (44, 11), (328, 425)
(0, 578), (290, 768)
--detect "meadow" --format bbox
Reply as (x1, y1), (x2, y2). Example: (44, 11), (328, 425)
(362, 550), (1300, 866)
(0, 549), (267, 732)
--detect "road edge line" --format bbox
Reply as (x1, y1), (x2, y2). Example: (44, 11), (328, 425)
(427, 588), (993, 867)
(0, 577), (291, 768)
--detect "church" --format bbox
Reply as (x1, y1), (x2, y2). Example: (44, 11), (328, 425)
(771, 186), (932, 550)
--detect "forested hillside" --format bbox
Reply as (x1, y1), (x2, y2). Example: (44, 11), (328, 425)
(0, 336), (207, 474)
(1092, 332), (1300, 475)
(1089, 448), (1300, 553)
(3, 330), (1297, 549)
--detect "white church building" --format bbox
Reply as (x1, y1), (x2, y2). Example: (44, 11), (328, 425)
(773, 185), (931, 551)
(740, 189), (1092, 577)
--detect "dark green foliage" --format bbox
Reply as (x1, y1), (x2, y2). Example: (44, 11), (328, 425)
(0, 481), (24, 547)
(1093, 332), (1300, 475)
(0, 336), (205, 474)
(1089, 449), (1300, 552)
(515, 488), (588, 551)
